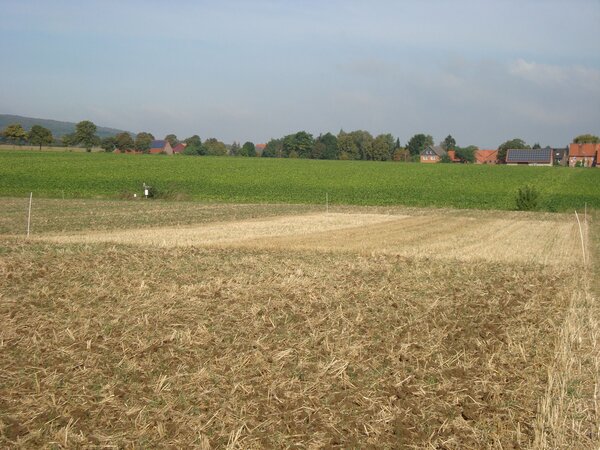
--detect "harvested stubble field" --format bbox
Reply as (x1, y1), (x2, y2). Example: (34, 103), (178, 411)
(0, 198), (598, 448)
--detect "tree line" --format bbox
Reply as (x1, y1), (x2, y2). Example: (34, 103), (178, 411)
(2, 120), (598, 163)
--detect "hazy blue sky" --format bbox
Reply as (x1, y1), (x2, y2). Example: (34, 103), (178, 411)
(1, 0), (599, 147)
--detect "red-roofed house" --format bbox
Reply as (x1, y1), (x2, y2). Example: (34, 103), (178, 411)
(569, 143), (599, 167)
(172, 143), (187, 154)
(255, 143), (266, 156)
(475, 149), (498, 164)
(446, 150), (461, 162)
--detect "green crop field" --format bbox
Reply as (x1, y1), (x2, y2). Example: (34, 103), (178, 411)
(1, 151), (598, 211)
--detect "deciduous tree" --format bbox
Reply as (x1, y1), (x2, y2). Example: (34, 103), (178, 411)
(442, 135), (456, 150)
(114, 132), (134, 151)
(135, 132), (154, 152)
(2, 123), (27, 145)
(28, 125), (53, 150)
(454, 145), (477, 163)
(316, 132), (339, 160)
(573, 134), (600, 144)
(240, 141), (256, 157)
(337, 132), (360, 160)
(183, 135), (204, 155)
(282, 132), (314, 158)
(497, 138), (529, 163)
(100, 136), (116, 152)
(165, 134), (179, 147)
(75, 120), (100, 152)
(370, 134), (395, 161)
(407, 133), (434, 156)
(230, 141), (240, 156)
(203, 138), (227, 156)
(262, 138), (283, 157)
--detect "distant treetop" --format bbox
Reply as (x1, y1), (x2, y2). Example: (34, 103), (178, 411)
(573, 134), (599, 144)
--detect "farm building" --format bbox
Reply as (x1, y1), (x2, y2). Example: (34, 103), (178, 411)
(446, 150), (461, 162)
(553, 147), (568, 166)
(255, 143), (266, 156)
(148, 140), (173, 155)
(475, 149), (498, 164)
(568, 143), (598, 167)
(420, 145), (446, 163)
(506, 148), (553, 166)
(172, 143), (187, 154)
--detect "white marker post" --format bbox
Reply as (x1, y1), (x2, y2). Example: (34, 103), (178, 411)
(575, 210), (586, 266)
(27, 192), (32, 238)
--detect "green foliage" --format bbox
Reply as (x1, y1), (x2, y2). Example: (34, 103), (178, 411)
(100, 136), (117, 152)
(28, 125), (53, 150)
(230, 141), (241, 156)
(316, 133), (338, 160)
(262, 138), (283, 158)
(440, 154), (452, 163)
(183, 135), (204, 155)
(203, 138), (227, 156)
(165, 134), (179, 147)
(370, 134), (394, 161)
(532, 142), (541, 149)
(2, 123), (27, 145)
(1, 152), (598, 212)
(498, 138), (529, 163)
(392, 148), (410, 162)
(62, 133), (77, 147)
(442, 135), (456, 151)
(336, 130), (374, 160)
(454, 146), (477, 163)
(337, 133), (360, 160)
(114, 132), (134, 151)
(135, 132), (154, 152)
(240, 141), (256, 157)
(0, 114), (131, 139)
(573, 134), (599, 144)
(515, 185), (539, 211)
(407, 134), (434, 156)
(283, 132), (314, 158)
(75, 120), (100, 152)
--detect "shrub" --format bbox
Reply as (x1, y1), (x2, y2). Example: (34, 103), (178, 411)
(515, 185), (539, 211)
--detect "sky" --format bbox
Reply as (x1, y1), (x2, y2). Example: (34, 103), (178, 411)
(1, 0), (599, 148)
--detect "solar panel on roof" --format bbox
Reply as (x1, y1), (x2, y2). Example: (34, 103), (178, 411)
(506, 148), (551, 162)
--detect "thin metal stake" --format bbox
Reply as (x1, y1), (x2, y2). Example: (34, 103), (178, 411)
(326, 193), (329, 214)
(27, 192), (32, 237)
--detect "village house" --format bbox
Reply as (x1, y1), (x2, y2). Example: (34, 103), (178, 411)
(553, 147), (568, 166)
(568, 143), (599, 167)
(148, 140), (173, 155)
(475, 149), (498, 164)
(506, 147), (553, 166)
(420, 145), (446, 163)
(172, 143), (187, 154)
(446, 150), (461, 163)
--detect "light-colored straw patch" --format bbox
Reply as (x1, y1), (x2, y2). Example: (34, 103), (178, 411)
(238, 215), (581, 266)
(41, 213), (404, 247)
(39, 212), (582, 266)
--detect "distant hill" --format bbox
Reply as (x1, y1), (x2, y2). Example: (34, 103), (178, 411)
(0, 114), (133, 139)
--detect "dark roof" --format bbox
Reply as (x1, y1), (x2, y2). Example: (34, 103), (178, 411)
(506, 148), (552, 163)
(553, 147), (567, 159)
(150, 140), (167, 149)
(421, 145), (447, 157)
